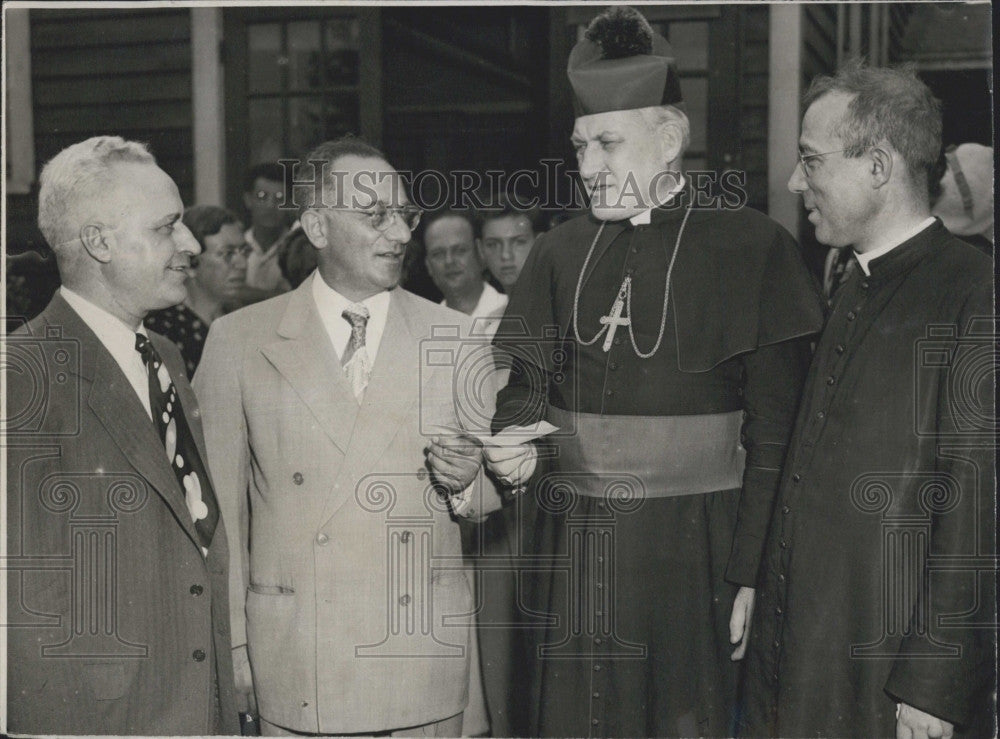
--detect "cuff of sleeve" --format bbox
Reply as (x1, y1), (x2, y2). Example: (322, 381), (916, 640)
(450, 481), (478, 518)
(725, 535), (763, 587)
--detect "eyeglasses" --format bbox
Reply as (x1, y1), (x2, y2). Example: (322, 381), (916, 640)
(796, 148), (848, 177)
(191, 243), (253, 268)
(253, 190), (284, 204)
(327, 203), (423, 232)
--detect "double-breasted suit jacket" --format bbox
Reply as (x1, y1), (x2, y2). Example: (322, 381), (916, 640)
(6, 293), (239, 736)
(195, 276), (503, 734)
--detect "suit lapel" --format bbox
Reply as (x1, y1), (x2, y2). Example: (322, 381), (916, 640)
(318, 291), (424, 526)
(260, 280), (358, 455)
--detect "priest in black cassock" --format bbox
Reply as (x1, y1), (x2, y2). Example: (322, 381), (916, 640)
(741, 61), (996, 738)
(483, 7), (825, 737)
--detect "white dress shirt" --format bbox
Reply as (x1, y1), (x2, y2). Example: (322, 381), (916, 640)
(854, 217), (936, 276)
(441, 282), (509, 339)
(60, 286), (152, 419)
(311, 272), (392, 363)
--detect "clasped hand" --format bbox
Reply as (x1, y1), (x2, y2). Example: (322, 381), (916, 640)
(426, 434), (483, 493)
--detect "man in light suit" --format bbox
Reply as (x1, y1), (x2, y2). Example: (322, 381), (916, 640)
(5, 136), (239, 735)
(195, 135), (504, 736)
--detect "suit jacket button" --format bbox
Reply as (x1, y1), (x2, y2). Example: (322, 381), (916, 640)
(192, 649), (206, 662)
(190, 584), (204, 596)
(399, 594), (411, 606)
(293, 472), (304, 485)
(316, 533), (330, 546)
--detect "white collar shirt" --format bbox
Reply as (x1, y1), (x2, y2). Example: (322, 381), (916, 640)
(311, 272), (392, 364)
(854, 217), (936, 275)
(60, 286), (153, 419)
(628, 175), (687, 226)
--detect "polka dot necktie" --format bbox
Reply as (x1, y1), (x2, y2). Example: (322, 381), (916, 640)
(341, 304), (372, 400)
(135, 333), (219, 552)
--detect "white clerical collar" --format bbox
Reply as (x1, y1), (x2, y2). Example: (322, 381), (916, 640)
(629, 175), (687, 226)
(854, 217), (936, 276)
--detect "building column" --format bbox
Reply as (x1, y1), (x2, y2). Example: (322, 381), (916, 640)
(767, 5), (803, 236)
(191, 7), (226, 206)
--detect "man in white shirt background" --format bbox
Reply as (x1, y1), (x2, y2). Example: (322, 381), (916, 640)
(5, 135), (240, 736)
(423, 209), (508, 335)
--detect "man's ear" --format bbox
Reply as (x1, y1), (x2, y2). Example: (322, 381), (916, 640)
(870, 146), (893, 189)
(79, 223), (113, 264)
(242, 191), (255, 211)
(299, 209), (328, 249)
(660, 120), (684, 167)
(475, 237), (485, 260)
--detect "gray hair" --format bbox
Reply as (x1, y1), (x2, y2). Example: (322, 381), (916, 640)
(37, 136), (155, 252)
(638, 105), (691, 160)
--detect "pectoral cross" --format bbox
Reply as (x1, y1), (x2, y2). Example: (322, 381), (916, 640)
(599, 276), (631, 352)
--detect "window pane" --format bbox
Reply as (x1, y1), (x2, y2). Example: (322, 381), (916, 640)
(288, 97), (325, 158)
(324, 18), (360, 85)
(248, 23), (282, 95)
(288, 21), (322, 92)
(287, 95), (359, 157)
(249, 98), (284, 163)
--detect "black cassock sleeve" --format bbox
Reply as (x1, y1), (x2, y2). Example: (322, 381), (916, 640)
(726, 336), (814, 587)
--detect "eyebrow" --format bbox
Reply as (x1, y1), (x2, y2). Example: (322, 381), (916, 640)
(155, 212), (182, 227)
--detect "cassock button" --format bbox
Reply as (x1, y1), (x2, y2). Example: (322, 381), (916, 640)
(605, 389), (614, 397)
(861, 281), (870, 289)
(816, 411), (825, 419)
(593, 664), (601, 672)
(773, 640), (780, 648)
(826, 376), (836, 385)
(780, 540), (788, 549)
(192, 649), (206, 662)
(835, 344), (845, 355)
(609, 362), (618, 371)
(775, 606), (783, 615)
(592, 718), (600, 726)
(778, 574), (786, 582)
(846, 311), (856, 321)
(792, 474), (801, 483)
(781, 506), (790, 515)
(190, 584), (204, 596)
(593, 691), (600, 699)
(293, 472), (304, 485)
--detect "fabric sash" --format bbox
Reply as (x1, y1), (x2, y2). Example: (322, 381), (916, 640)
(544, 405), (746, 499)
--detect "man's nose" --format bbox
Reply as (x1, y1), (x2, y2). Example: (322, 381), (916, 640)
(499, 242), (514, 261)
(788, 162), (808, 194)
(383, 212), (412, 244)
(176, 222), (202, 255)
(578, 144), (602, 182)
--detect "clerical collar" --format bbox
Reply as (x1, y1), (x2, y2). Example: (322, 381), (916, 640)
(854, 217), (936, 276)
(629, 175), (687, 226)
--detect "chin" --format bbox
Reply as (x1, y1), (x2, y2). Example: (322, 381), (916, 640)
(590, 204), (642, 222)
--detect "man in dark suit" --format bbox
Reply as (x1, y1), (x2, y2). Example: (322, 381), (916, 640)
(5, 135), (240, 735)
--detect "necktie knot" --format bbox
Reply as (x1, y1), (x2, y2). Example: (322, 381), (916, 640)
(341, 304), (372, 399)
(135, 332), (162, 367)
(342, 305), (370, 342)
